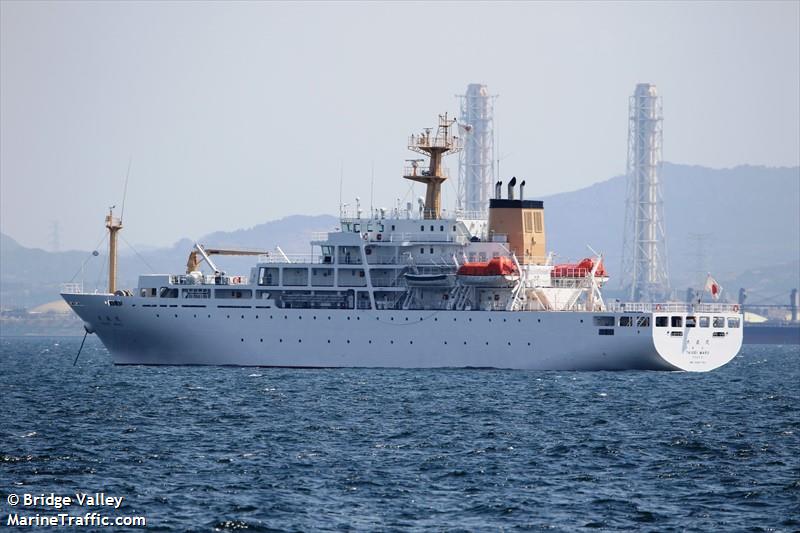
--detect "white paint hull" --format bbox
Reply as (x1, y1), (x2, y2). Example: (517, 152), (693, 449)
(64, 293), (742, 371)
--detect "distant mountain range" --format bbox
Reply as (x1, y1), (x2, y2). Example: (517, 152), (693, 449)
(1, 163), (797, 309)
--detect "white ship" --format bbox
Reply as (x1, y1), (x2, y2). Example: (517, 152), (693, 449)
(62, 114), (742, 371)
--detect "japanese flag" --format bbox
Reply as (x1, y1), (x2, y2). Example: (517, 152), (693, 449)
(704, 274), (721, 300)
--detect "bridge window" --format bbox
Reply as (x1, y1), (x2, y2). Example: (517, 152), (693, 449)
(727, 317), (741, 328)
(713, 316), (725, 328)
(619, 316), (633, 327)
(686, 316), (697, 327)
(636, 316), (650, 327)
(420, 225), (425, 231)
(699, 316), (710, 328)
(655, 316), (668, 327)
(159, 287), (178, 298)
(593, 316), (615, 327)
(671, 316), (682, 327)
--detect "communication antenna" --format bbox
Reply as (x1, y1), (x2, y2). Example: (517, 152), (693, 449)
(120, 157), (132, 223)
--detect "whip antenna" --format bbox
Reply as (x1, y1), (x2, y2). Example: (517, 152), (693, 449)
(120, 157), (132, 223)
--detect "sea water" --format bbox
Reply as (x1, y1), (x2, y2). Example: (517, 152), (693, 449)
(1, 337), (798, 531)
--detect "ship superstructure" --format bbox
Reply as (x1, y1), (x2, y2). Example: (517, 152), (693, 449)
(62, 114), (742, 371)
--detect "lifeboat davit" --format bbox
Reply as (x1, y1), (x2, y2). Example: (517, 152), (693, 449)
(457, 257), (519, 287)
(551, 258), (608, 278)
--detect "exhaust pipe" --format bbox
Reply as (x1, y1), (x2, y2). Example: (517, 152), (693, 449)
(508, 177), (517, 200)
(495, 181), (502, 199)
(520, 180), (526, 200)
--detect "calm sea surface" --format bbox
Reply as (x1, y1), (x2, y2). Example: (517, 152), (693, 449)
(1, 337), (798, 532)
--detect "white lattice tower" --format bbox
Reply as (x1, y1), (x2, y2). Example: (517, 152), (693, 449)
(621, 83), (670, 301)
(457, 84), (496, 217)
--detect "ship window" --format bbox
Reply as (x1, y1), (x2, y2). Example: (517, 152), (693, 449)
(671, 316), (682, 327)
(655, 316), (668, 327)
(420, 225), (425, 231)
(686, 316), (697, 327)
(452, 226), (456, 232)
(699, 316), (710, 328)
(636, 316), (650, 328)
(727, 317), (741, 328)
(430, 225), (434, 231)
(713, 316), (725, 328)
(391, 225), (395, 231)
(159, 287), (178, 298)
(353, 224), (360, 232)
(430, 247), (434, 254)
(598, 328), (614, 336)
(593, 316), (615, 327)
(420, 248), (424, 254)
(619, 316), (633, 327)
(258, 267), (279, 286)
(379, 224), (384, 232)
(440, 225), (444, 232)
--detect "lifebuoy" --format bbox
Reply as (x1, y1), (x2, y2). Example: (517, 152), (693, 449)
(655, 304), (662, 311)
(733, 304), (739, 312)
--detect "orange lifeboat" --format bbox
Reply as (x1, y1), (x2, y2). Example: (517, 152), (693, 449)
(457, 257), (519, 286)
(551, 258), (608, 278)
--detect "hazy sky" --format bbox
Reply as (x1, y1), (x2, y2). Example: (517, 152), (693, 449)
(2, 1), (798, 251)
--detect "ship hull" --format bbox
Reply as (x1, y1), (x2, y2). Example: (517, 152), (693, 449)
(63, 293), (742, 371)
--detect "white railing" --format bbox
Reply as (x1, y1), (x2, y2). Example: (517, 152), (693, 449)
(607, 302), (741, 314)
(60, 282), (84, 294)
(259, 253), (325, 264)
(384, 233), (468, 244)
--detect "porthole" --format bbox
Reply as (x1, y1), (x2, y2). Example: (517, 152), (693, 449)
(390, 340), (394, 344)
(464, 341), (467, 345)
(489, 318), (492, 322)
(241, 315), (244, 319)
(356, 317), (360, 321)
(298, 339), (302, 343)
(327, 340), (331, 343)
(279, 339), (283, 343)
(527, 342), (531, 346)
(410, 340), (413, 344)
(193, 314), (197, 318)
(260, 338), (263, 343)
(469, 318), (472, 322)
(368, 340), (372, 344)
(405, 317), (409, 321)
(507, 342), (511, 346)
(256, 315), (259, 319)
(328, 316), (331, 320)
(347, 340), (350, 344)
(175, 314), (178, 318)
(207, 314), (211, 318)
(434, 318), (438, 322)
(444, 341), (448, 345)
(347, 317), (351, 321)
(240, 338), (244, 342)
(156, 314), (160, 318)
(486, 341), (489, 345)
(538, 319), (541, 323)
(391, 317), (395, 321)
(227, 315), (230, 319)
(503, 318), (507, 322)
(313, 316), (317, 320)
